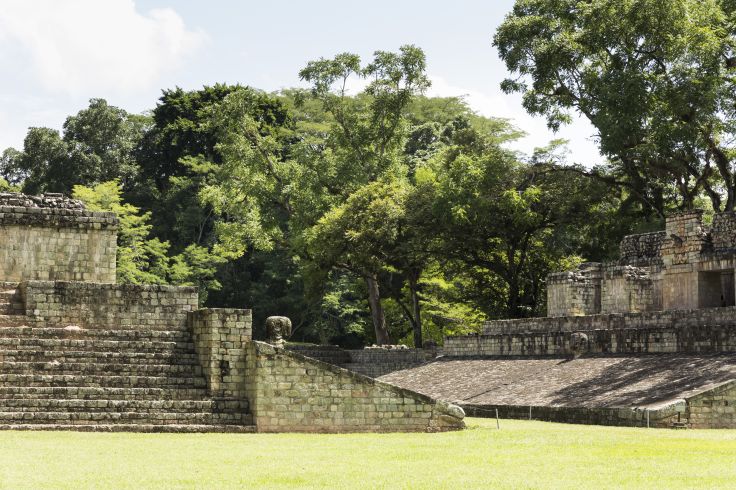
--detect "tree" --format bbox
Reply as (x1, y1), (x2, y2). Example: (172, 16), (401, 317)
(297, 45), (430, 344)
(3, 99), (147, 195)
(495, 0), (736, 212)
(306, 178), (411, 345)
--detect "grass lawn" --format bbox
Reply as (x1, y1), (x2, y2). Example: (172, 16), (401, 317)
(0, 418), (734, 489)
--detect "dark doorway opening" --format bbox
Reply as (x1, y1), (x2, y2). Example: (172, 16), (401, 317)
(699, 270), (735, 308)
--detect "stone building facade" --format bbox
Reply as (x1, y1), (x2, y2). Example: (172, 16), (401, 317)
(0, 193), (464, 433)
(547, 210), (736, 316)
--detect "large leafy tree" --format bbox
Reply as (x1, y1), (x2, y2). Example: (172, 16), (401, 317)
(495, 0), (736, 212)
(2, 99), (148, 194)
(296, 45), (430, 344)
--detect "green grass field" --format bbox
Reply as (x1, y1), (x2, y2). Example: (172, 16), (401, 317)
(0, 418), (734, 489)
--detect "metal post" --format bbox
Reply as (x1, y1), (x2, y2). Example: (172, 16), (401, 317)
(496, 408), (500, 429)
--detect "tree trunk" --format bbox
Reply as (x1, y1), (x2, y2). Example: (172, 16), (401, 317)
(366, 274), (390, 345)
(409, 273), (422, 348)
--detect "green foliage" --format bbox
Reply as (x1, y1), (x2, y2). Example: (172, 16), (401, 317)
(72, 181), (171, 284)
(0, 41), (658, 345)
(3, 99), (148, 194)
(73, 181), (225, 303)
(495, 0), (736, 213)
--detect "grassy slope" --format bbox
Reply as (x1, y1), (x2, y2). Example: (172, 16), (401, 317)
(0, 418), (734, 489)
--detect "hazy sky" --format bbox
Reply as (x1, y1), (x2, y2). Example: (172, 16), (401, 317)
(0, 0), (602, 165)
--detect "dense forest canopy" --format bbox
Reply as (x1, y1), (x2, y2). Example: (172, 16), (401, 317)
(4, 18), (719, 345)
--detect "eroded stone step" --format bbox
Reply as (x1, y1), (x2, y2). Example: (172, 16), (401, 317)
(0, 374), (207, 389)
(0, 316), (35, 327)
(0, 424), (257, 433)
(0, 303), (24, 315)
(0, 327), (192, 342)
(0, 411), (248, 424)
(0, 338), (196, 353)
(0, 386), (209, 401)
(0, 361), (202, 377)
(0, 398), (247, 413)
(0, 350), (200, 365)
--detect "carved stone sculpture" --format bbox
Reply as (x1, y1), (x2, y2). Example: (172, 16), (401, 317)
(570, 331), (589, 357)
(265, 316), (292, 346)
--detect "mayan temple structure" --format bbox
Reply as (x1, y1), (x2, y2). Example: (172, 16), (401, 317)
(0, 193), (464, 432)
(382, 210), (736, 429)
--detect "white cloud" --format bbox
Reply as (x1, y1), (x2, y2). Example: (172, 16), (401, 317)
(0, 0), (207, 95)
(427, 75), (604, 167)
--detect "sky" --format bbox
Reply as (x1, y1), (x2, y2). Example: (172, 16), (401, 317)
(0, 0), (603, 165)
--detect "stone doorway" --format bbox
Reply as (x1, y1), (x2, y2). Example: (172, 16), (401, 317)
(698, 269), (736, 308)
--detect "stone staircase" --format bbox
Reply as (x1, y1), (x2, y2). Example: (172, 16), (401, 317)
(0, 290), (254, 432)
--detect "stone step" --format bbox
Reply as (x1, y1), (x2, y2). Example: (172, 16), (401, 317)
(0, 411), (249, 425)
(0, 386), (209, 401)
(0, 299), (24, 315)
(0, 398), (247, 413)
(0, 326), (192, 342)
(0, 424), (257, 433)
(0, 350), (201, 365)
(0, 374), (207, 389)
(0, 316), (34, 327)
(0, 338), (196, 354)
(0, 361), (203, 377)
(0, 315), (193, 333)
(0, 307), (24, 316)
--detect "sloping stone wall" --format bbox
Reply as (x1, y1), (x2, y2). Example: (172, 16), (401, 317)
(19, 281), (198, 330)
(245, 341), (464, 433)
(687, 381), (736, 429)
(0, 204), (117, 283)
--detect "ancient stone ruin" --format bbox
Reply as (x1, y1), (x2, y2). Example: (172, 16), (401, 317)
(383, 210), (736, 429)
(0, 193), (464, 432)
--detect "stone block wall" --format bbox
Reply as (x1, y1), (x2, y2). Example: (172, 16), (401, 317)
(346, 349), (436, 378)
(444, 324), (736, 357)
(710, 212), (736, 252)
(619, 231), (665, 266)
(660, 211), (708, 310)
(244, 341), (465, 433)
(0, 205), (117, 283)
(19, 281), (198, 330)
(600, 266), (655, 314)
(547, 263), (602, 317)
(687, 381), (736, 429)
(190, 308), (252, 399)
(286, 344), (436, 378)
(481, 305), (736, 335)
